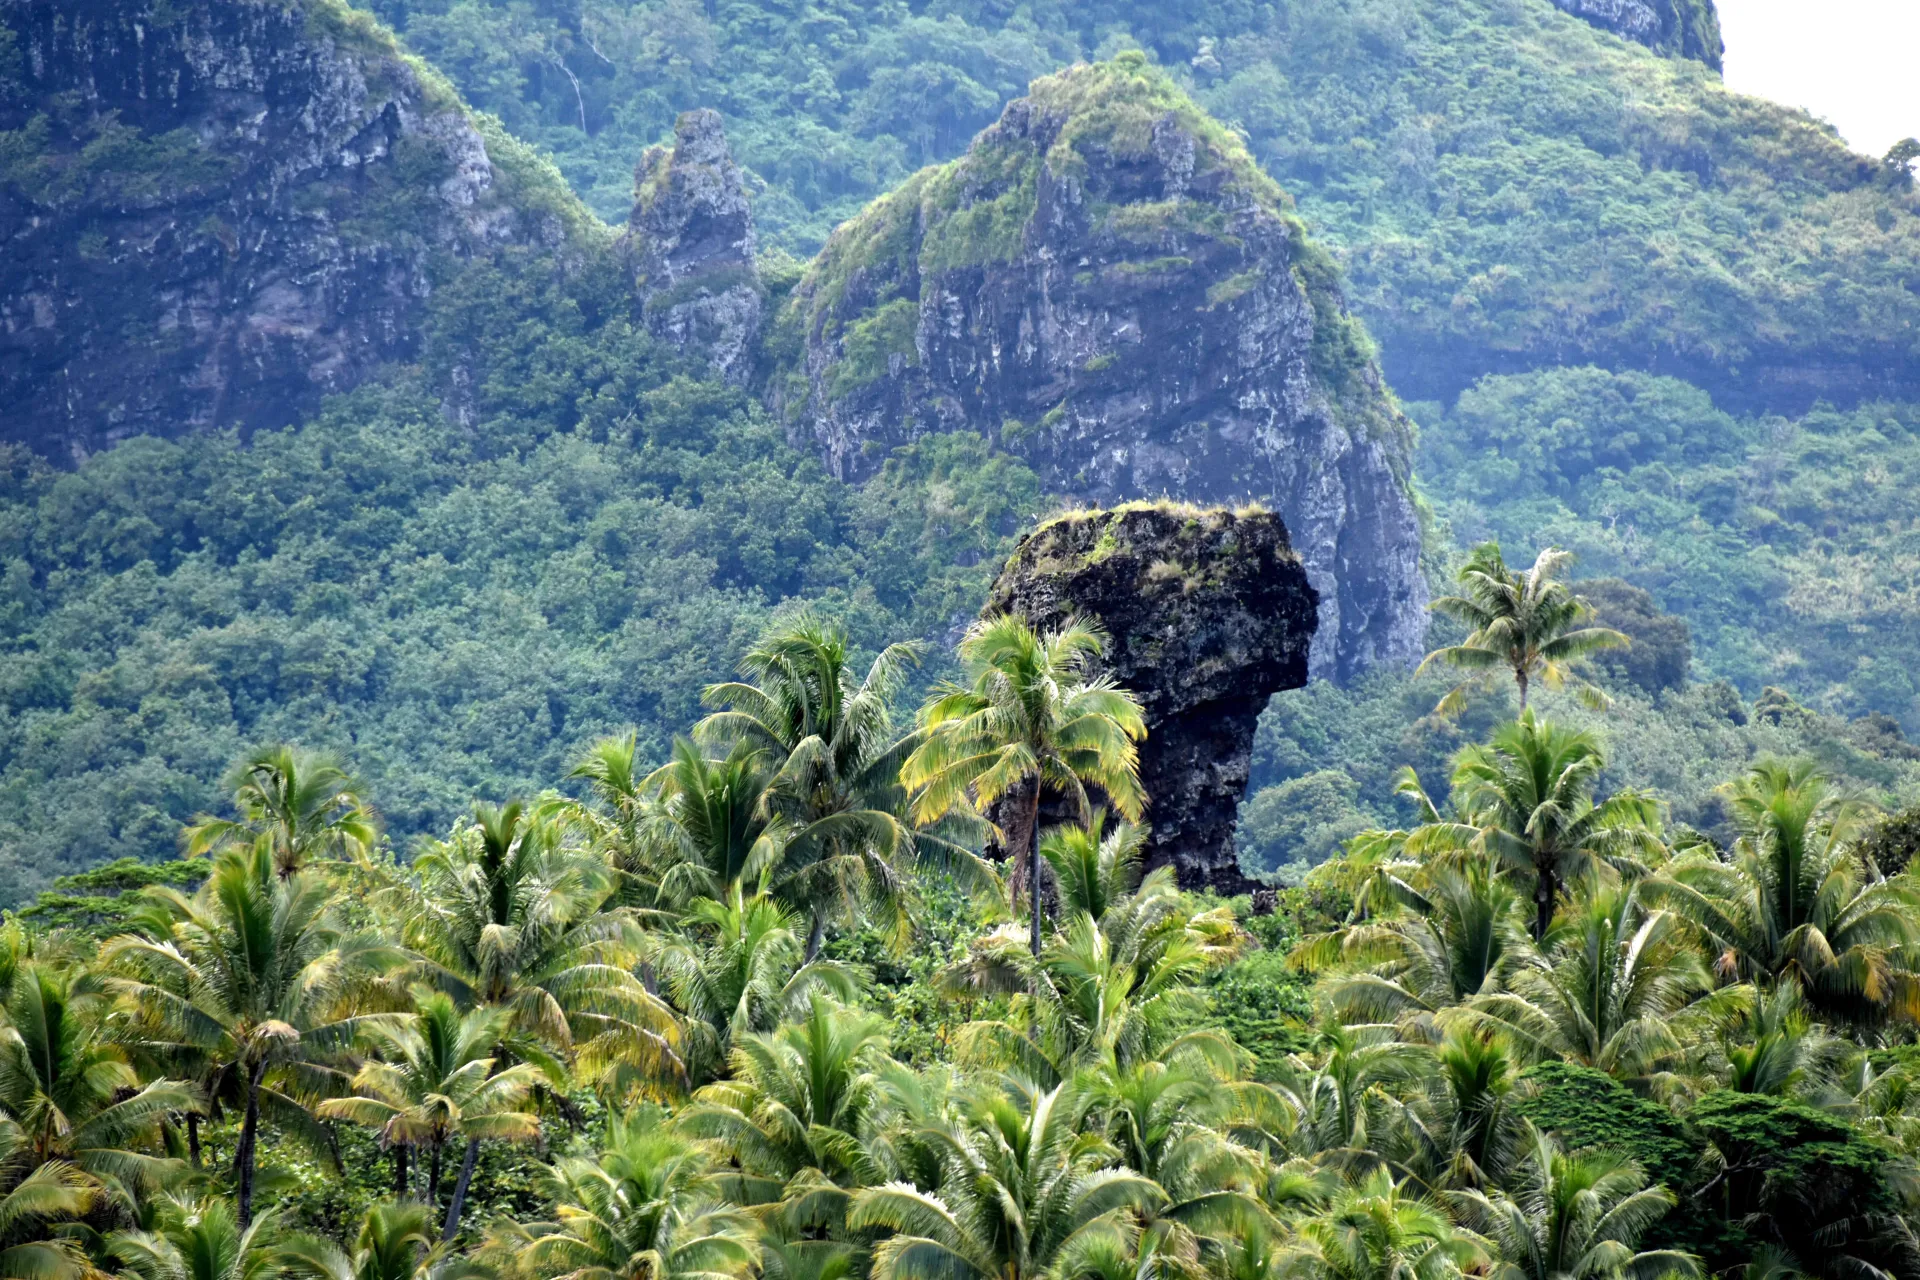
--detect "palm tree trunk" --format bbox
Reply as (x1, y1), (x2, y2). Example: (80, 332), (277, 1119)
(186, 1110), (201, 1169)
(1534, 861), (1556, 940)
(1026, 780), (1044, 958)
(806, 909), (825, 963)
(394, 1142), (410, 1198)
(429, 1141), (444, 1209)
(235, 1057), (268, 1227)
(442, 1137), (481, 1242)
(1517, 668), (1530, 711)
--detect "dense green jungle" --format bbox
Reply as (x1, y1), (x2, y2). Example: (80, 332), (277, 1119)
(7, 0), (1920, 1277)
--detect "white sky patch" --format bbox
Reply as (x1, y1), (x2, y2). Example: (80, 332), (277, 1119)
(1717, 0), (1920, 158)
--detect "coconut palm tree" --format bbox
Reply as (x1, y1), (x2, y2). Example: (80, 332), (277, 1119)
(1292, 860), (1531, 1033)
(847, 1080), (1166, 1280)
(560, 732), (667, 909)
(498, 1105), (759, 1280)
(1040, 816), (1148, 925)
(1646, 760), (1920, 1030)
(1417, 542), (1627, 716)
(185, 745), (376, 880)
(649, 888), (861, 1087)
(639, 740), (786, 911)
(699, 617), (986, 959)
(106, 842), (398, 1226)
(283, 1201), (481, 1280)
(1465, 882), (1706, 1084)
(398, 801), (683, 1092)
(1453, 1129), (1696, 1280)
(1281, 1021), (1431, 1160)
(107, 1194), (284, 1280)
(1408, 712), (1662, 940)
(317, 994), (545, 1240)
(945, 880), (1243, 1086)
(680, 995), (893, 1211)
(1286, 1167), (1484, 1280)
(0, 1124), (103, 1280)
(1389, 1026), (1529, 1194)
(0, 962), (194, 1189)
(904, 614), (1146, 957)
(1082, 1057), (1279, 1247)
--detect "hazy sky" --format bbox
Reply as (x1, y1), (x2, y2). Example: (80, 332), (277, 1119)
(1717, 0), (1919, 157)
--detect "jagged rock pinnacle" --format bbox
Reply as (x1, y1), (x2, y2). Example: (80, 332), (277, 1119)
(985, 503), (1318, 894)
(622, 109), (762, 384)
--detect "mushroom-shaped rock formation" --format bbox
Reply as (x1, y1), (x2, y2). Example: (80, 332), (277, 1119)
(985, 503), (1317, 893)
(619, 109), (762, 384)
(770, 55), (1425, 681)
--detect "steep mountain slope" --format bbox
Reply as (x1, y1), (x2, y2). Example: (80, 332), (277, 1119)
(0, 0), (599, 457)
(770, 60), (1427, 679)
(364, 0), (1918, 417)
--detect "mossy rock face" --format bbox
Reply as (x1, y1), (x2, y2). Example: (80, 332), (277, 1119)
(619, 109), (762, 385)
(768, 56), (1425, 679)
(986, 503), (1317, 892)
(1550, 0), (1723, 70)
(0, 0), (592, 456)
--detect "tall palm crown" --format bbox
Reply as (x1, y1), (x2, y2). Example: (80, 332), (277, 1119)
(903, 614), (1146, 956)
(1286, 1166), (1483, 1280)
(1647, 760), (1920, 1029)
(107, 1194), (283, 1280)
(649, 889), (860, 1087)
(0, 963), (192, 1185)
(399, 802), (682, 1090)
(107, 842), (396, 1225)
(317, 994), (543, 1239)
(639, 740), (786, 909)
(498, 1105), (759, 1280)
(185, 745), (376, 880)
(1418, 543), (1627, 716)
(847, 1081), (1166, 1280)
(283, 1201), (476, 1280)
(1409, 712), (1661, 940)
(944, 843), (1243, 1084)
(1453, 1130), (1695, 1280)
(1468, 882), (1706, 1083)
(699, 617), (995, 958)
(1295, 859), (1531, 1035)
(681, 996), (893, 1210)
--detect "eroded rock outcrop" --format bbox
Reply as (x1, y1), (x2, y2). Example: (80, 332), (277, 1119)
(0, 0), (572, 458)
(769, 56), (1426, 680)
(1550, 0), (1723, 69)
(985, 504), (1317, 893)
(619, 109), (762, 384)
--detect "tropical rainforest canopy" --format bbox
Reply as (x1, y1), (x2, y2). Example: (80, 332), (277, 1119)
(7, 0), (1920, 1278)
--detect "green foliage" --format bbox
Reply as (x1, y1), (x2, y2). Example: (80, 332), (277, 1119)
(15, 857), (202, 937)
(0, 240), (1038, 905)
(1418, 370), (1920, 727)
(1237, 771), (1371, 881)
(1515, 1061), (1694, 1191)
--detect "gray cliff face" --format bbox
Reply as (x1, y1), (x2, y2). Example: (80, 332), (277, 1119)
(619, 109), (762, 384)
(0, 0), (557, 458)
(770, 60), (1428, 681)
(985, 505), (1318, 893)
(1550, 0), (1723, 70)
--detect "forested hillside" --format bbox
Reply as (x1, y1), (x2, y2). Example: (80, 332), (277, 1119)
(366, 0), (1920, 412)
(13, 3), (1920, 1279)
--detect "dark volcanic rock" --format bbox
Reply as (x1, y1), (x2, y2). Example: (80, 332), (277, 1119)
(985, 503), (1317, 893)
(619, 109), (762, 384)
(768, 56), (1425, 681)
(1550, 0), (1723, 70)
(0, 0), (569, 458)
